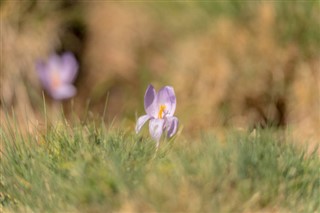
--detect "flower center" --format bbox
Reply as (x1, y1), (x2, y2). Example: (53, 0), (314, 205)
(51, 71), (61, 89)
(158, 105), (166, 119)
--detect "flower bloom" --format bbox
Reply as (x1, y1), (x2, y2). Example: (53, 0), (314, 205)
(136, 84), (179, 146)
(36, 52), (78, 100)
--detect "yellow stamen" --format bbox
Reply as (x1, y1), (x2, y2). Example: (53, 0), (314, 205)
(158, 105), (166, 119)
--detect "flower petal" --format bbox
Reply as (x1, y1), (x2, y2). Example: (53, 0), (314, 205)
(165, 116), (179, 138)
(60, 52), (78, 83)
(144, 84), (158, 117)
(157, 86), (176, 116)
(36, 60), (50, 91)
(47, 54), (61, 72)
(51, 84), (77, 100)
(149, 118), (165, 143)
(135, 114), (150, 133)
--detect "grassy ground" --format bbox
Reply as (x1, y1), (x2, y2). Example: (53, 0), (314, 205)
(1, 114), (319, 213)
(1, 2), (319, 212)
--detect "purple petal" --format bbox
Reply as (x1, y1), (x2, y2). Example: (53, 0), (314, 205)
(60, 52), (78, 83)
(48, 54), (61, 72)
(135, 114), (150, 133)
(149, 118), (165, 143)
(144, 85), (158, 118)
(165, 116), (179, 138)
(36, 60), (50, 90)
(157, 86), (176, 116)
(50, 84), (77, 100)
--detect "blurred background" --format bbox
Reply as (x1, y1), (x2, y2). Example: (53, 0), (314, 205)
(1, 1), (319, 145)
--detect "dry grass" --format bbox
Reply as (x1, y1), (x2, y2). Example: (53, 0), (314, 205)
(1, 1), (319, 146)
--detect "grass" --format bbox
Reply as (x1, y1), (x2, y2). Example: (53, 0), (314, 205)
(1, 113), (319, 213)
(1, 1), (319, 212)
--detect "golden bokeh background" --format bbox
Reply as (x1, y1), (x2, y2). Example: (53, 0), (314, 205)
(1, 1), (319, 147)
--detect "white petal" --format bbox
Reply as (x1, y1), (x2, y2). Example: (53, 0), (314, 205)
(135, 115), (150, 133)
(149, 118), (165, 143)
(51, 84), (76, 100)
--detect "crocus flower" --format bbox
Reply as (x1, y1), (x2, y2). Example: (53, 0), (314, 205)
(136, 84), (179, 146)
(36, 52), (78, 100)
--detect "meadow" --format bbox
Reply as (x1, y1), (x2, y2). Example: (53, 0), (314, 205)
(1, 109), (319, 213)
(1, 1), (320, 212)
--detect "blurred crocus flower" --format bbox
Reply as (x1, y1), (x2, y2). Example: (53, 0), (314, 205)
(36, 52), (78, 100)
(136, 84), (179, 147)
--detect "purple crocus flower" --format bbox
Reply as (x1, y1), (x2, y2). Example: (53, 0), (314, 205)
(36, 52), (78, 100)
(136, 84), (179, 146)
